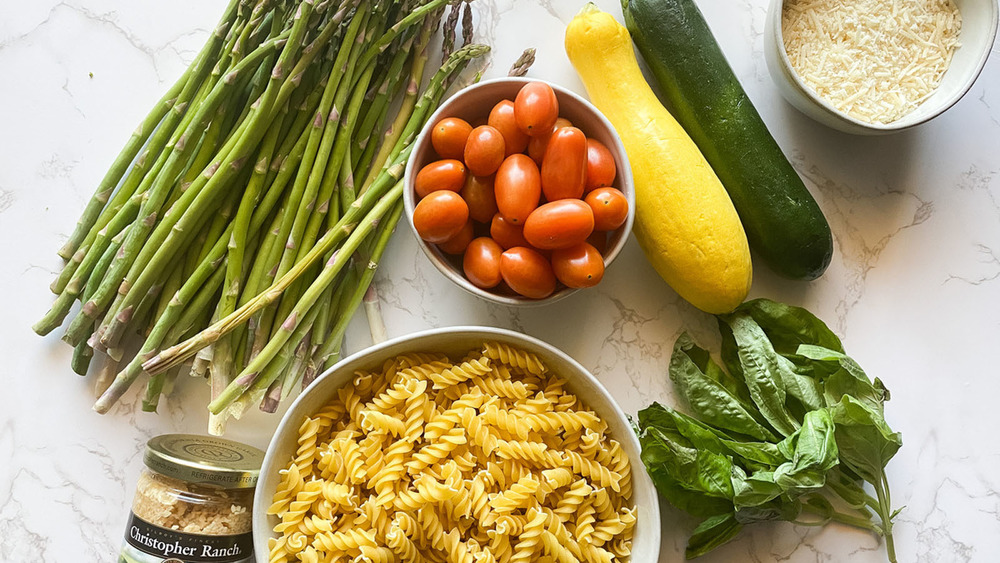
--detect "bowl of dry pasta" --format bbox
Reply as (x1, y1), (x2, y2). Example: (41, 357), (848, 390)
(253, 326), (659, 562)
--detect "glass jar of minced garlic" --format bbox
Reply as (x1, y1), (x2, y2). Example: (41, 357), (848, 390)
(119, 434), (264, 563)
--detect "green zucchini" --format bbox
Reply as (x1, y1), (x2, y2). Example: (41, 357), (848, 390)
(622, 0), (833, 280)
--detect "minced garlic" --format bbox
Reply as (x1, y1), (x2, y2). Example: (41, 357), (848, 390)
(119, 434), (263, 563)
(132, 471), (252, 535)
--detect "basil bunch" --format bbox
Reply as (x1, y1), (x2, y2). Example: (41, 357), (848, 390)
(638, 299), (901, 561)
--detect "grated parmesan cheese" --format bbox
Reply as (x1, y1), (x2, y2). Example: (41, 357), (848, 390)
(782, 0), (962, 124)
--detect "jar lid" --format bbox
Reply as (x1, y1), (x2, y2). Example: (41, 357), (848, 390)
(144, 434), (264, 489)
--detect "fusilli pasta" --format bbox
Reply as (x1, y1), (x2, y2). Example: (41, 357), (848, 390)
(267, 343), (635, 562)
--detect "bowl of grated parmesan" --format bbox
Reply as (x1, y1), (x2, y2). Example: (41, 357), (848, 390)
(764, 0), (998, 134)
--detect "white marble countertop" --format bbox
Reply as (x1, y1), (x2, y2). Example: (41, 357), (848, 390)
(2, 0), (999, 561)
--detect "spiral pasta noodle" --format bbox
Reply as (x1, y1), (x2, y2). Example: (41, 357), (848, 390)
(523, 410), (602, 434)
(267, 342), (635, 562)
(274, 480), (322, 534)
(510, 508), (546, 563)
(541, 530), (578, 563)
(496, 439), (566, 469)
(293, 417), (321, 477)
(489, 475), (543, 514)
(482, 342), (547, 376)
(430, 357), (492, 389)
(386, 523), (423, 563)
(540, 467), (574, 492)
(355, 545), (395, 563)
(575, 497), (597, 545)
(554, 479), (592, 523)
(267, 463), (304, 515)
(310, 528), (377, 552)
(470, 374), (531, 400)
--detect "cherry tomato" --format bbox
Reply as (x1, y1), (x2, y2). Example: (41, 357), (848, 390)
(540, 127), (587, 201)
(584, 138), (617, 193)
(500, 247), (557, 299)
(551, 243), (605, 288)
(585, 187), (629, 231)
(414, 159), (467, 199)
(527, 117), (573, 165)
(514, 81), (559, 137)
(488, 100), (530, 156)
(431, 117), (473, 160)
(463, 237), (504, 289)
(494, 154), (541, 225)
(462, 174), (498, 224)
(412, 190), (469, 244)
(522, 199), (595, 250)
(490, 213), (529, 249)
(438, 219), (474, 255)
(464, 126), (506, 176)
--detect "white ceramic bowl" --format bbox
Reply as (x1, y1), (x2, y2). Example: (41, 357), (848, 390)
(764, 0), (999, 134)
(253, 326), (660, 562)
(403, 77), (635, 306)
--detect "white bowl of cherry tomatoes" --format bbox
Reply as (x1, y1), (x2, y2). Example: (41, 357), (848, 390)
(403, 77), (634, 305)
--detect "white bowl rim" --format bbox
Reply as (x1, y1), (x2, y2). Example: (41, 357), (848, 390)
(252, 325), (661, 561)
(770, 0), (999, 132)
(402, 76), (636, 306)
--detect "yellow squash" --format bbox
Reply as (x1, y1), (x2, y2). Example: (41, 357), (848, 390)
(565, 4), (752, 314)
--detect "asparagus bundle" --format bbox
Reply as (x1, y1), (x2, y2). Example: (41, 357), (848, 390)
(35, 0), (489, 432)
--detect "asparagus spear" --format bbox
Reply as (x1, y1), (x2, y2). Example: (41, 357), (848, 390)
(216, 194), (405, 413)
(249, 7), (372, 351)
(317, 201), (403, 369)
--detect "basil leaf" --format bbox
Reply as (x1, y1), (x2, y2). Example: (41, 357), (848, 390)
(873, 377), (891, 401)
(641, 402), (728, 452)
(637, 408), (737, 501)
(643, 402), (785, 468)
(797, 345), (888, 410)
(825, 369), (884, 412)
(725, 322), (825, 416)
(734, 298), (844, 355)
(638, 420), (737, 517)
(718, 318), (745, 383)
(773, 409), (839, 493)
(686, 514), (743, 559)
(731, 466), (783, 508)
(731, 299), (843, 383)
(796, 494), (836, 526)
(722, 313), (801, 437)
(669, 334), (776, 441)
(777, 354), (825, 413)
(796, 345), (869, 382)
(721, 440), (786, 467)
(828, 395), (902, 484)
(677, 332), (754, 405)
(645, 468), (734, 518)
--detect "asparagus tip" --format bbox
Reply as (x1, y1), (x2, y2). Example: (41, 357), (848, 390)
(508, 48), (536, 77)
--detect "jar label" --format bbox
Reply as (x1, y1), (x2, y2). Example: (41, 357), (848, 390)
(121, 512), (253, 563)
